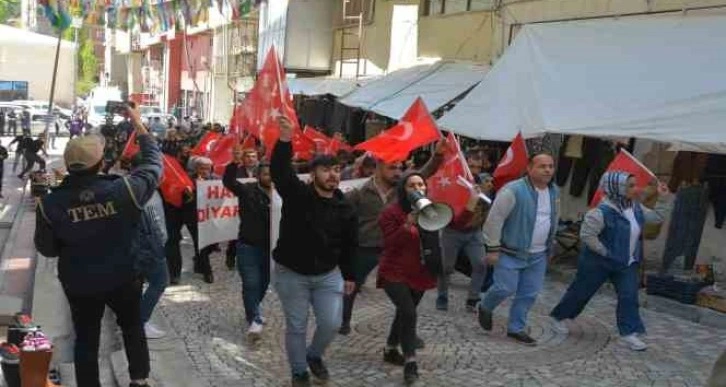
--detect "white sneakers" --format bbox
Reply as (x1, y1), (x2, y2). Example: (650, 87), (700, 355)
(247, 321), (264, 340)
(144, 323), (167, 340)
(622, 334), (648, 351)
(550, 317), (569, 335)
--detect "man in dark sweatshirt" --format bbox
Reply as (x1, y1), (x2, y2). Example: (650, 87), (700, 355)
(223, 159), (271, 341)
(271, 116), (357, 387)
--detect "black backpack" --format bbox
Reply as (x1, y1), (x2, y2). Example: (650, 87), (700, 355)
(418, 227), (443, 276)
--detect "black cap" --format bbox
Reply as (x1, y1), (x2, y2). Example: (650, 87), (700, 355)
(309, 154), (340, 170)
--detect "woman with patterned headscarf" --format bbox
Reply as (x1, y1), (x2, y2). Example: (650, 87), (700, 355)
(549, 171), (671, 351)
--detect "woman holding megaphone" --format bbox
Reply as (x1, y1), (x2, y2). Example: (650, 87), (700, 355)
(377, 171), (446, 385)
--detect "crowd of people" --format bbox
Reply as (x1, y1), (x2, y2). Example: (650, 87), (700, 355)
(34, 102), (724, 387)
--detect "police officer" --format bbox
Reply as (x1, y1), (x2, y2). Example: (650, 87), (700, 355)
(20, 108), (31, 135)
(7, 109), (17, 136)
(34, 105), (162, 387)
(0, 109), (5, 136)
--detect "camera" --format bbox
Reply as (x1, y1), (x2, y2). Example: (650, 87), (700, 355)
(105, 101), (135, 115)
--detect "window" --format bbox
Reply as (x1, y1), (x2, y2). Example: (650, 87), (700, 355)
(423, 0), (496, 16)
(339, 0), (376, 25)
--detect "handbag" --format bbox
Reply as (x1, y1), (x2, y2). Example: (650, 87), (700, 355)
(418, 226), (444, 276)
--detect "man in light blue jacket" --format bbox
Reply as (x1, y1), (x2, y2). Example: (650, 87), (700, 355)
(478, 153), (559, 346)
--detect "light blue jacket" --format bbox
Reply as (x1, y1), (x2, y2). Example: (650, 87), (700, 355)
(483, 177), (560, 259)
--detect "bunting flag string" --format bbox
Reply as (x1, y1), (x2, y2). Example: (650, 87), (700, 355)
(54, 0), (264, 32)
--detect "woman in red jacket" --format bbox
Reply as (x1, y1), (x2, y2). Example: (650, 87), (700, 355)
(377, 172), (436, 385)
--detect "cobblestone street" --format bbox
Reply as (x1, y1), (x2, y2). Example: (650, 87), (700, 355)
(150, 242), (726, 387)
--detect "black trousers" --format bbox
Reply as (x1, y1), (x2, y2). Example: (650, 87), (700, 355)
(64, 279), (149, 387)
(20, 152), (45, 176)
(0, 161), (4, 193)
(164, 202), (213, 279)
(384, 282), (424, 357)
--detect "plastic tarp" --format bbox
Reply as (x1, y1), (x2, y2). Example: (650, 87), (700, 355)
(338, 60), (488, 119)
(287, 77), (367, 97)
(437, 15), (726, 153)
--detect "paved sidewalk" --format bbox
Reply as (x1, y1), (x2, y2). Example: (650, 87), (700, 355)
(152, 241), (726, 387)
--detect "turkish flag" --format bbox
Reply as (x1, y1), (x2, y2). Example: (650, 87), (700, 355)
(159, 154), (195, 208)
(208, 134), (239, 176)
(232, 46), (298, 158)
(121, 130), (140, 160)
(493, 132), (528, 190)
(327, 138), (353, 155)
(304, 127), (332, 155)
(191, 131), (223, 156)
(293, 127), (316, 160)
(240, 134), (257, 150)
(427, 132), (474, 217)
(589, 149), (657, 207)
(354, 98), (441, 163)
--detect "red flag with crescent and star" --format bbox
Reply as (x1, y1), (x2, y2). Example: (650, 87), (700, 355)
(208, 133), (239, 176)
(589, 149), (657, 207)
(121, 130), (140, 160)
(327, 136), (353, 155)
(354, 97), (441, 163)
(232, 46), (298, 159)
(293, 127), (316, 160)
(303, 126), (333, 155)
(159, 154), (195, 208)
(493, 132), (528, 190)
(191, 131), (223, 156)
(426, 132), (474, 217)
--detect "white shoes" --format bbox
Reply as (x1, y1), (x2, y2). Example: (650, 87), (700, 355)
(622, 334), (648, 351)
(550, 317), (569, 335)
(144, 323), (167, 340)
(247, 321), (264, 340)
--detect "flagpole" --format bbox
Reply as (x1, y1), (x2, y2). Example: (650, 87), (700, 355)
(43, 30), (64, 148)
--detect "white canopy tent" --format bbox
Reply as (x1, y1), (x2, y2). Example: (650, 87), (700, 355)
(286, 77), (372, 97)
(437, 15), (726, 153)
(339, 60), (488, 120)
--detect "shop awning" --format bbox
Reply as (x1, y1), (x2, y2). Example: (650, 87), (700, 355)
(437, 15), (726, 153)
(338, 60), (488, 119)
(287, 77), (367, 97)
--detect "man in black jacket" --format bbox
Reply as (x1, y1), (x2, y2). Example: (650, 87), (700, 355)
(272, 116), (357, 387)
(223, 144), (260, 270)
(222, 160), (271, 340)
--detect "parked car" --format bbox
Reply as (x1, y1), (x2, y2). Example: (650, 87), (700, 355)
(139, 105), (163, 117)
(11, 100), (54, 122)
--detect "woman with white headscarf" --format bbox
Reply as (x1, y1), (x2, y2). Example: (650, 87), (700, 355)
(549, 171), (671, 351)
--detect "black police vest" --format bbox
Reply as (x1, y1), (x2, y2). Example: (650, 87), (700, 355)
(39, 174), (144, 295)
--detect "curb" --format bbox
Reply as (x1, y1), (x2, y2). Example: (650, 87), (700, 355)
(0, 178), (35, 325)
(548, 263), (726, 330)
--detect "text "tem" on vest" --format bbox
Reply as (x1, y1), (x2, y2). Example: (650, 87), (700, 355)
(67, 202), (119, 223)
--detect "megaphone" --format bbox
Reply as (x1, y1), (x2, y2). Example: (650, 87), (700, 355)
(408, 191), (454, 231)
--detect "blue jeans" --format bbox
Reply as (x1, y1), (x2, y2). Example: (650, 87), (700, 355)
(236, 242), (270, 325)
(139, 254), (169, 324)
(481, 252), (547, 333)
(439, 228), (486, 301)
(274, 265), (343, 376)
(551, 255), (645, 336)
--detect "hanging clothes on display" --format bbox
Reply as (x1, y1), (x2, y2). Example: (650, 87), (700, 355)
(705, 154), (726, 229)
(662, 184), (709, 271)
(668, 152), (708, 193)
(586, 140), (617, 204)
(555, 135), (584, 187)
(569, 137), (602, 197)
